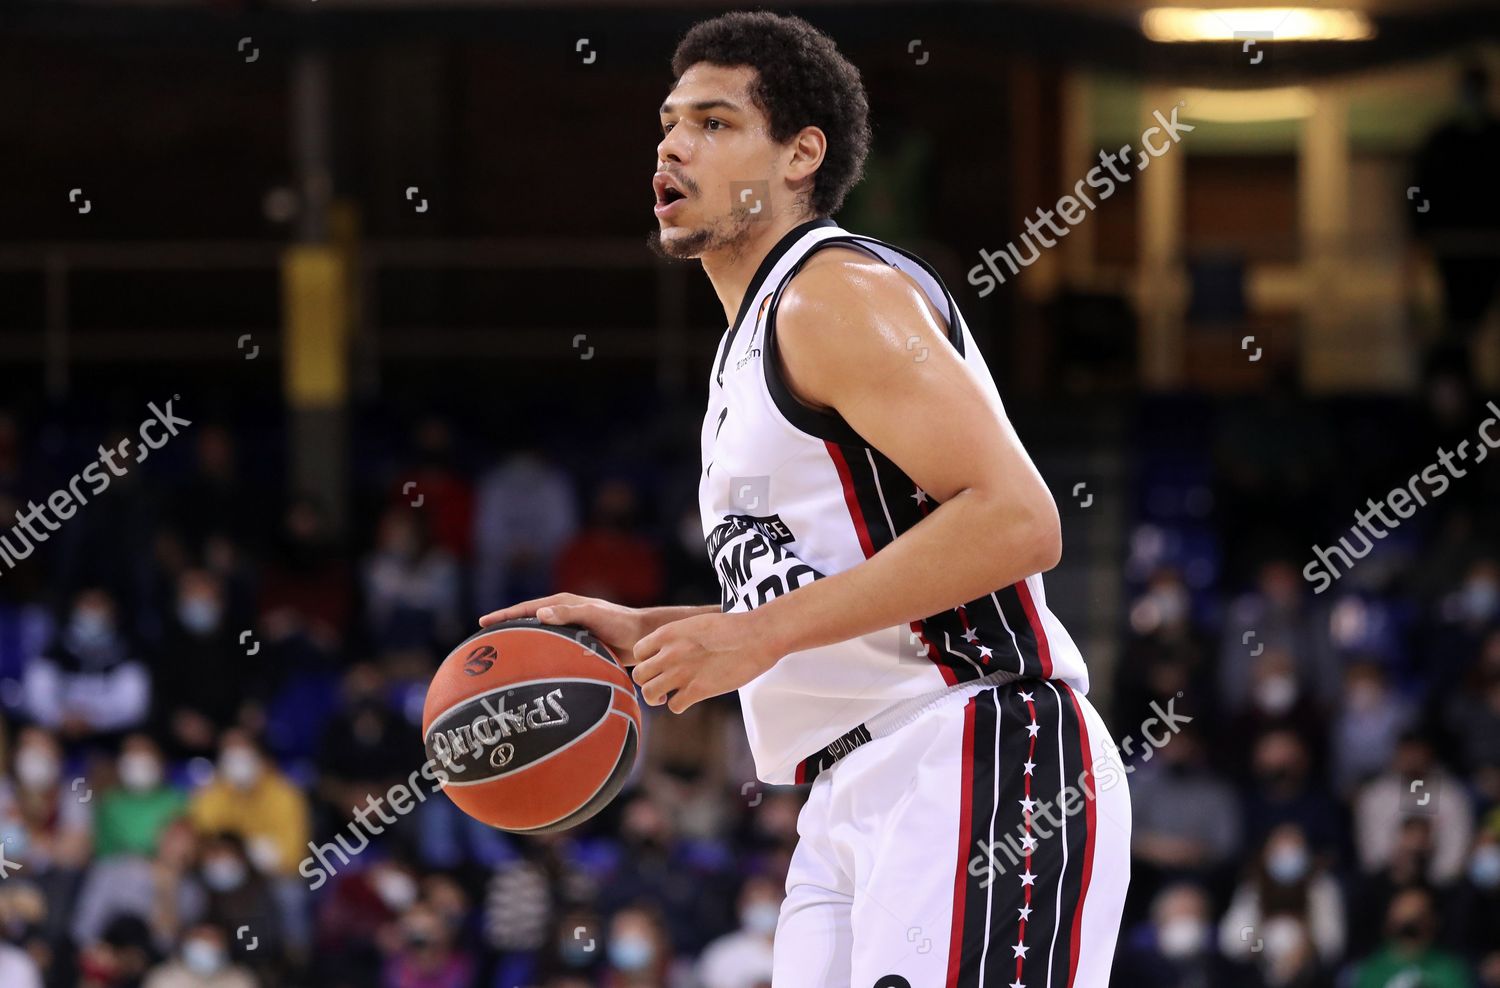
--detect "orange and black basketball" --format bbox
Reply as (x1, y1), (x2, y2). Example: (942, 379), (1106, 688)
(421, 618), (641, 833)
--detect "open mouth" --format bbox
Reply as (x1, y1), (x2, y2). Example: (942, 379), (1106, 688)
(662, 187), (686, 204)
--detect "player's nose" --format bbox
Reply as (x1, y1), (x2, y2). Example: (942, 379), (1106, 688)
(656, 129), (688, 165)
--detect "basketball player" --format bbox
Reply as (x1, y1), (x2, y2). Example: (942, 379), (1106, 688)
(479, 11), (1130, 986)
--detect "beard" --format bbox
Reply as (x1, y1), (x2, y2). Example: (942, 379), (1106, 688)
(647, 206), (757, 262)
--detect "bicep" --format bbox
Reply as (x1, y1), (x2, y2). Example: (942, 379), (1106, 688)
(781, 270), (1052, 511)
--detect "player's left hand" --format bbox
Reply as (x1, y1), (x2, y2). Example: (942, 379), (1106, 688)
(630, 611), (779, 713)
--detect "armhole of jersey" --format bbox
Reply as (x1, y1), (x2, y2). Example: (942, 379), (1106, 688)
(761, 235), (965, 445)
(762, 239), (878, 447)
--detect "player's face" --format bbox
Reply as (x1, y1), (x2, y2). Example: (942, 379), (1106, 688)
(651, 63), (780, 260)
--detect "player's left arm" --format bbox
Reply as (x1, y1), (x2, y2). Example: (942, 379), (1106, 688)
(632, 252), (1061, 712)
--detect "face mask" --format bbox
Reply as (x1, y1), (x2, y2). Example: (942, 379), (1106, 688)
(15, 749), (59, 790)
(182, 939), (225, 976)
(202, 856), (247, 892)
(1254, 675), (1298, 715)
(177, 597), (222, 634)
(1158, 917), (1207, 960)
(1469, 845), (1500, 889)
(608, 934), (655, 972)
(1462, 580), (1500, 623)
(119, 753), (162, 792)
(1261, 917), (1304, 965)
(741, 901), (780, 936)
(1267, 845), (1309, 884)
(373, 869), (419, 911)
(68, 609), (113, 649)
(219, 749), (261, 789)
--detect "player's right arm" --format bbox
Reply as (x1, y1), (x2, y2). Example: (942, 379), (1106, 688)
(477, 595), (719, 666)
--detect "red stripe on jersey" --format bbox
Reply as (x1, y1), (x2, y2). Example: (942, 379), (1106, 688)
(1062, 682), (1097, 988)
(824, 441), (878, 559)
(945, 697), (978, 987)
(1015, 578), (1054, 679)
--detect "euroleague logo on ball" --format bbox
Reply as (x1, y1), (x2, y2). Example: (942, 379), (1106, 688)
(463, 644), (498, 676)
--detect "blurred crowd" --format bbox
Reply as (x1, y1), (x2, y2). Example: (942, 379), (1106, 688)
(0, 360), (1496, 988)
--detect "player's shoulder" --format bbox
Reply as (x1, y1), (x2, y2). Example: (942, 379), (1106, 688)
(777, 241), (931, 334)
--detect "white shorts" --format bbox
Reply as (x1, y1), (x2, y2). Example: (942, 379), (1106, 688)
(772, 678), (1131, 988)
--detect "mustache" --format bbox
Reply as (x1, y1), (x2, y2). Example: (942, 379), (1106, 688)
(661, 171), (700, 198)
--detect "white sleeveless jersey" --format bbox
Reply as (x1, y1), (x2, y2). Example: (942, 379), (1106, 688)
(698, 218), (1089, 784)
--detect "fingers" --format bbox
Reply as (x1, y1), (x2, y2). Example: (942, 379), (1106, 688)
(477, 593), (578, 627)
(631, 655), (677, 707)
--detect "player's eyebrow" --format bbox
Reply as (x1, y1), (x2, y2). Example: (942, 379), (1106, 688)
(659, 98), (743, 117)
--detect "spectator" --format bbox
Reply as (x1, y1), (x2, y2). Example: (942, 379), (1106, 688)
(380, 902), (473, 988)
(1241, 730), (1344, 863)
(96, 733), (187, 859)
(187, 730), (310, 879)
(535, 906), (605, 983)
(552, 479), (664, 609)
(1354, 732), (1474, 884)
(388, 417), (475, 565)
(1115, 882), (1246, 988)
(1220, 824), (1345, 966)
(142, 923), (256, 988)
(360, 509), (461, 652)
(257, 495), (353, 652)
(1222, 647), (1328, 779)
(485, 832), (594, 985)
(315, 664), (412, 830)
(163, 425), (266, 555)
(155, 569), (256, 762)
(472, 447), (579, 608)
(1218, 557), (1340, 713)
(1448, 811), (1500, 965)
(603, 903), (678, 988)
(0, 937), (42, 988)
(76, 914), (159, 988)
(1333, 660), (1415, 797)
(0, 726), (93, 941)
(312, 858), (418, 987)
(1352, 887), (1470, 988)
(1128, 727), (1243, 897)
(696, 874), (779, 988)
(190, 832), (283, 976)
(21, 587), (150, 747)
(597, 792), (736, 957)
(71, 736), (191, 947)
(1443, 629), (1500, 805)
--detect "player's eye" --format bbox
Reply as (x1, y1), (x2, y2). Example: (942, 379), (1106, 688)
(706, 117), (725, 131)
(661, 122), (675, 135)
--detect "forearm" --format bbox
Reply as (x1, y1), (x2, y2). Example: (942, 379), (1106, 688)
(644, 604), (721, 629)
(752, 487), (1058, 657)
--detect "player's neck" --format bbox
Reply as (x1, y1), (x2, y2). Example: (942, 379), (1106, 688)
(701, 214), (812, 328)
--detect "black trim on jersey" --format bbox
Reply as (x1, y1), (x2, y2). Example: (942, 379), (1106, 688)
(828, 439), (1024, 685)
(760, 232), (967, 445)
(715, 217), (837, 387)
(952, 683), (1090, 988)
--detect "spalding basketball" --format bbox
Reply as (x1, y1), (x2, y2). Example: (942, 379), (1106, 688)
(421, 618), (641, 833)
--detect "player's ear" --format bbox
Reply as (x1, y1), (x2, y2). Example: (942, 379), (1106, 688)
(785, 126), (827, 185)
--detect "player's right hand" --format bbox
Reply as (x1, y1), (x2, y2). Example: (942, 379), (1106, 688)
(477, 593), (650, 665)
